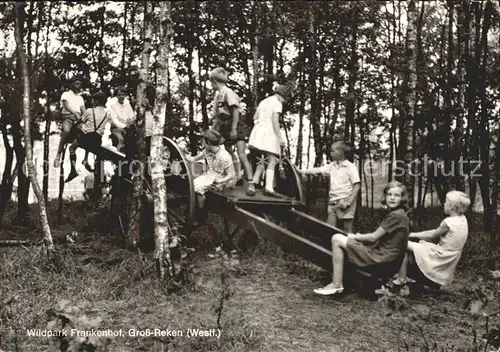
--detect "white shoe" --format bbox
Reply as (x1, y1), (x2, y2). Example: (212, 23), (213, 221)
(313, 284), (344, 296)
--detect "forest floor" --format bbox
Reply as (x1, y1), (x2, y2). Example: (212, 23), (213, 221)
(1, 201), (499, 352)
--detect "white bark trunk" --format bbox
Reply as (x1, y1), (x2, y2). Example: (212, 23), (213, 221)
(14, 2), (54, 252)
(151, 1), (173, 279)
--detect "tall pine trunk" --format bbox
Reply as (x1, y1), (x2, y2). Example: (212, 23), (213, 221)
(14, 2), (54, 251)
(0, 121), (14, 227)
(477, 0), (493, 238)
(345, 4), (358, 147)
(308, 6), (322, 166)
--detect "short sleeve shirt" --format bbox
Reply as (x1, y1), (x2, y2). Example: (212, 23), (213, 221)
(204, 147), (233, 179)
(371, 208), (410, 263)
(80, 107), (110, 134)
(60, 90), (84, 116)
(312, 160), (360, 201)
(214, 86), (240, 118)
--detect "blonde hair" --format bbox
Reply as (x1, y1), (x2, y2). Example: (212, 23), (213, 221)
(446, 190), (470, 214)
(209, 67), (228, 83)
(381, 181), (408, 210)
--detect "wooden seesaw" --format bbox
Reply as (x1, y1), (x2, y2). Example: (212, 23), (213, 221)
(81, 138), (396, 295)
(157, 137), (347, 273)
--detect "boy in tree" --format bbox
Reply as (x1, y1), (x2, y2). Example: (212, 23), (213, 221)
(54, 76), (86, 168)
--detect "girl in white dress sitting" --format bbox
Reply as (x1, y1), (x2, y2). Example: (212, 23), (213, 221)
(394, 190), (470, 288)
(248, 85), (291, 197)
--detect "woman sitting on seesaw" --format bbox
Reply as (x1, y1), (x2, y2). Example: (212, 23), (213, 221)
(314, 181), (410, 296)
(393, 190), (470, 289)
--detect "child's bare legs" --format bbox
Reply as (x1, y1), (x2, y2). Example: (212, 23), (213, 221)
(54, 119), (73, 167)
(194, 192), (208, 226)
(395, 242), (416, 285)
(235, 140), (255, 195)
(326, 206), (338, 228)
(111, 129), (125, 150)
(314, 233), (348, 295)
(66, 140), (79, 182)
(331, 234), (348, 288)
(226, 145), (242, 181)
(197, 193), (206, 208)
(252, 161), (265, 186)
(342, 219), (354, 233)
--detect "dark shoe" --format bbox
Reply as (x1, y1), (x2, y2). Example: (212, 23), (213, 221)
(263, 188), (282, 198)
(245, 182), (256, 196)
(82, 159), (94, 172)
(65, 170), (79, 183)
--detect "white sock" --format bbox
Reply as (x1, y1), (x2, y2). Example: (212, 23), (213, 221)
(265, 169), (275, 191)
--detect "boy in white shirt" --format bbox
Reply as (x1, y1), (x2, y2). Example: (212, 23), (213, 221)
(109, 86), (135, 151)
(298, 141), (360, 232)
(54, 76), (86, 168)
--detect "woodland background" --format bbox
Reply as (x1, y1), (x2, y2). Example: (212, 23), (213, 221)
(1, 1), (498, 234)
(0, 1), (500, 351)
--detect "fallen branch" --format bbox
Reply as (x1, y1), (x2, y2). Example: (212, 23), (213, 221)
(0, 239), (31, 247)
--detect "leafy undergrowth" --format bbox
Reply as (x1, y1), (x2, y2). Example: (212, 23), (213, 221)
(0, 201), (499, 351)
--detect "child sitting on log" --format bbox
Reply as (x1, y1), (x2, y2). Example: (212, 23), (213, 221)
(65, 91), (111, 183)
(185, 129), (236, 225)
(314, 181), (410, 296)
(393, 190), (470, 289)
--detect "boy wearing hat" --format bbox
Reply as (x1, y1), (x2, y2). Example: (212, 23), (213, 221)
(248, 84), (291, 197)
(54, 75), (86, 168)
(209, 67), (255, 196)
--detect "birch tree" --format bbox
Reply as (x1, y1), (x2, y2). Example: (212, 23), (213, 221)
(396, 0), (417, 208)
(151, 1), (173, 279)
(14, 2), (54, 252)
(127, 1), (152, 249)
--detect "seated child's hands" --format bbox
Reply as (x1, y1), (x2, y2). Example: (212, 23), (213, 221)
(214, 177), (223, 184)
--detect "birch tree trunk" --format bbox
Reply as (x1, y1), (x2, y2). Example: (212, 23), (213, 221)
(42, 1), (53, 204)
(151, 1), (173, 280)
(128, 1), (152, 249)
(397, 0), (417, 208)
(14, 2), (54, 251)
(252, 1), (260, 110)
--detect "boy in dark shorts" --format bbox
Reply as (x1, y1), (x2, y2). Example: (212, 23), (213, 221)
(209, 67), (255, 196)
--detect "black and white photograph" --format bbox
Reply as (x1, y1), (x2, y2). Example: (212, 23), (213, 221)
(0, 1), (499, 351)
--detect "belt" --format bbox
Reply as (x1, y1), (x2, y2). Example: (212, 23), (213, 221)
(329, 200), (340, 205)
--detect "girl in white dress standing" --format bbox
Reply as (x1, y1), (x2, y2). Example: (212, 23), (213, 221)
(248, 85), (291, 197)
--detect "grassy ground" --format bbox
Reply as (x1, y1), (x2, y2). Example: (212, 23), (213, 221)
(1, 201), (499, 352)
